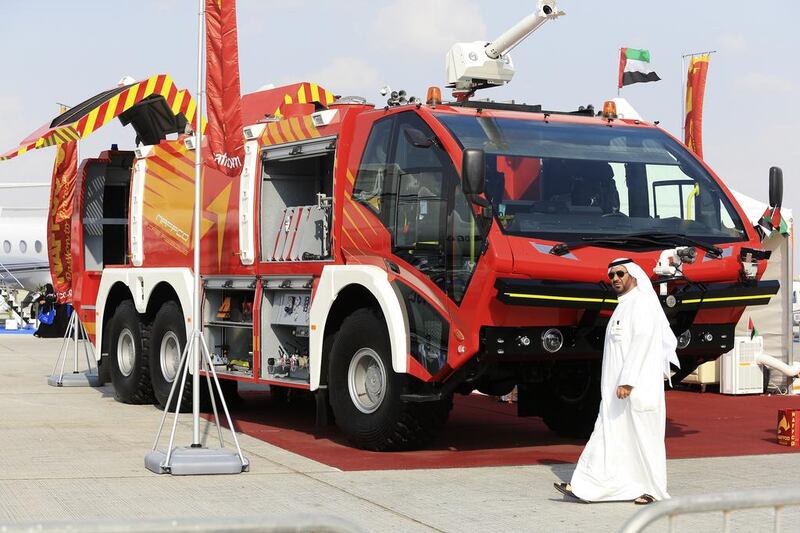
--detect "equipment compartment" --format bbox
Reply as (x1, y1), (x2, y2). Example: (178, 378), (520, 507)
(203, 278), (257, 378)
(259, 138), (335, 263)
(260, 276), (313, 383)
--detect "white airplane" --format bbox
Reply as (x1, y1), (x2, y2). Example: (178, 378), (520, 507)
(0, 183), (51, 299)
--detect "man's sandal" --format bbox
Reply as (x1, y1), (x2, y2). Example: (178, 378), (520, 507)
(634, 494), (656, 505)
(553, 483), (589, 503)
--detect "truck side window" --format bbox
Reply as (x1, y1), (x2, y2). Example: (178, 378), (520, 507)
(448, 186), (483, 304)
(391, 115), (451, 292)
(353, 117), (394, 218)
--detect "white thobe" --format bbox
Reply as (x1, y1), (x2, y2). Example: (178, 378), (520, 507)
(570, 289), (670, 501)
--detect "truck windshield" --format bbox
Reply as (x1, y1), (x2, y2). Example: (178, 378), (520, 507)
(436, 114), (747, 244)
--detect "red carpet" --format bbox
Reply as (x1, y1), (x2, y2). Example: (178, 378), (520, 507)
(210, 390), (800, 471)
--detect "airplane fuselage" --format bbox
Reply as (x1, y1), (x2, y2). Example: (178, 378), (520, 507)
(0, 207), (50, 291)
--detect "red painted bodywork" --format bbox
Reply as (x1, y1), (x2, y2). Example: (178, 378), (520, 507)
(71, 85), (767, 385)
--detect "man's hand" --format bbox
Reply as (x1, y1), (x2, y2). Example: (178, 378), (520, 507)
(616, 385), (633, 399)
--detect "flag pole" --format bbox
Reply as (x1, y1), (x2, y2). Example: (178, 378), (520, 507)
(191, 0), (205, 450)
(145, 0), (248, 475)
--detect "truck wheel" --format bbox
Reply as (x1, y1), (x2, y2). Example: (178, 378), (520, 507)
(328, 308), (452, 451)
(541, 362), (601, 439)
(109, 300), (154, 404)
(149, 301), (191, 412)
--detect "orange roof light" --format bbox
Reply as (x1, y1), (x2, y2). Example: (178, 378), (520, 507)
(427, 86), (442, 105)
(603, 100), (617, 119)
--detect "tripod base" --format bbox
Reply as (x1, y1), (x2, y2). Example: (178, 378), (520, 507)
(47, 370), (101, 388)
(145, 446), (250, 475)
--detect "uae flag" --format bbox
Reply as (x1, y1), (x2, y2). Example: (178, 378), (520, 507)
(618, 48), (661, 88)
(748, 317), (760, 340)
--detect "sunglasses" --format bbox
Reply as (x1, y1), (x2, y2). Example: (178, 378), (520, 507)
(608, 270), (627, 280)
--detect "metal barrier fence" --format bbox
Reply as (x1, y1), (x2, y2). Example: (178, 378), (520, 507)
(0, 515), (363, 533)
(619, 487), (800, 533)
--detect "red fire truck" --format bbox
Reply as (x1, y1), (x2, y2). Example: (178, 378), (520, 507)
(2, 2), (780, 450)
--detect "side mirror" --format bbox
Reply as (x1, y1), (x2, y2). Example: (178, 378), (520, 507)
(769, 166), (783, 208)
(462, 148), (485, 195)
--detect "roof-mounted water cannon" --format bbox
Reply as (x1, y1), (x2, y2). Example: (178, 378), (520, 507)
(446, 0), (565, 101)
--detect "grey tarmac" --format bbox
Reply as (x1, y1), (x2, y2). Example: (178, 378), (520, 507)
(1, 335), (799, 532)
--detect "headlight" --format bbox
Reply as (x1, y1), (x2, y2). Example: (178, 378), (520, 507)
(541, 329), (564, 353)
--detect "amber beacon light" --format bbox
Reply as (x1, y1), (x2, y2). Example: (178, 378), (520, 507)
(427, 86), (443, 105)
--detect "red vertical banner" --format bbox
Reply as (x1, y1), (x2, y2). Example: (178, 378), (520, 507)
(47, 139), (78, 303)
(684, 54), (711, 159)
(205, 0), (244, 177)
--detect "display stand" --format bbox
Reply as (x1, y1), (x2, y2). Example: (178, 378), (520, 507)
(47, 309), (100, 387)
(144, 0), (248, 476)
(145, 329), (249, 475)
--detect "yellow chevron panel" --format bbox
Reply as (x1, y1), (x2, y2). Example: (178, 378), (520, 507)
(83, 108), (101, 137)
(100, 94), (121, 128)
(278, 120), (297, 143)
(171, 90), (185, 115)
(143, 75), (158, 98)
(268, 122), (285, 144)
(296, 86), (308, 104)
(302, 116), (321, 138)
(288, 117), (305, 140)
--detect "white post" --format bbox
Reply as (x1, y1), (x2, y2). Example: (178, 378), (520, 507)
(192, 0), (205, 447)
(73, 311), (79, 373)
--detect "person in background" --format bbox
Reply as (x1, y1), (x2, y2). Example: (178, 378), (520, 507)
(33, 284), (69, 338)
(554, 258), (679, 505)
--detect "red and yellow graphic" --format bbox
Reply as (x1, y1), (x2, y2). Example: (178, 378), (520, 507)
(684, 54), (711, 159)
(277, 83), (336, 117)
(0, 74), (198, 161)
(139, 139), (236, 271)
(48, 130), (78, 304)
(260, 114), (323, 146)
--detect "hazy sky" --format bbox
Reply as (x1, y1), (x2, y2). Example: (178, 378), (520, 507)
(1, 0), (797, 269)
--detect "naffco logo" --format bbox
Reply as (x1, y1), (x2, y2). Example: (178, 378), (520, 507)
(214, 152), (242, 169)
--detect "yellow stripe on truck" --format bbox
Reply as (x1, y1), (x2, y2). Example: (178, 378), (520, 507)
(681, 295), (773, 305)
(504, 293), (612, 304)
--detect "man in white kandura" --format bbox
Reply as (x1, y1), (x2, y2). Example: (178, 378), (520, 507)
(554, 258), (680, 505)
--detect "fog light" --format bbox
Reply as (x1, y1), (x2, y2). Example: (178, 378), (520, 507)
(518, 335), (531, 347)
(678, 330), (691, 350)
(542, 329), (564, 353)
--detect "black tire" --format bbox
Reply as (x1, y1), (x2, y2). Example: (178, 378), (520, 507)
(149, 301), (191, 412)
(328, 308), (452, 451)
(108, 300), (154, 404)
(541, 361), (601, 439)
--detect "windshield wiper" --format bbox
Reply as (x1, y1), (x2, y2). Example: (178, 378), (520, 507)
(641, 233), (723, 258)
(549, 232), (723, 257)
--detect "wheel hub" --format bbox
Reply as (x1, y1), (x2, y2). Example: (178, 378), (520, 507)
(347, 348), (387, 414)
(160, 331), (181, 382)
(117, 328), (136, 377)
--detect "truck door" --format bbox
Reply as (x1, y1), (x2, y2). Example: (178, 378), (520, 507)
(351, 111), (485, 379)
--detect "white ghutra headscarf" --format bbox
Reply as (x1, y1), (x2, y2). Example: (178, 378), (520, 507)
(609, 258), (681, 384)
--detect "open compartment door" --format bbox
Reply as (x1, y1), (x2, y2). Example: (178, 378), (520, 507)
(0, 74), (199, 161)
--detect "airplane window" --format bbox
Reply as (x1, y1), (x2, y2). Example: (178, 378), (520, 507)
(19, 240), (27, 254)
(35, 240), (43, 254)
(2, 240), (10, 254)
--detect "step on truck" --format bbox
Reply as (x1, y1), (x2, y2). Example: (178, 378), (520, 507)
(3, 1), (781, 450)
